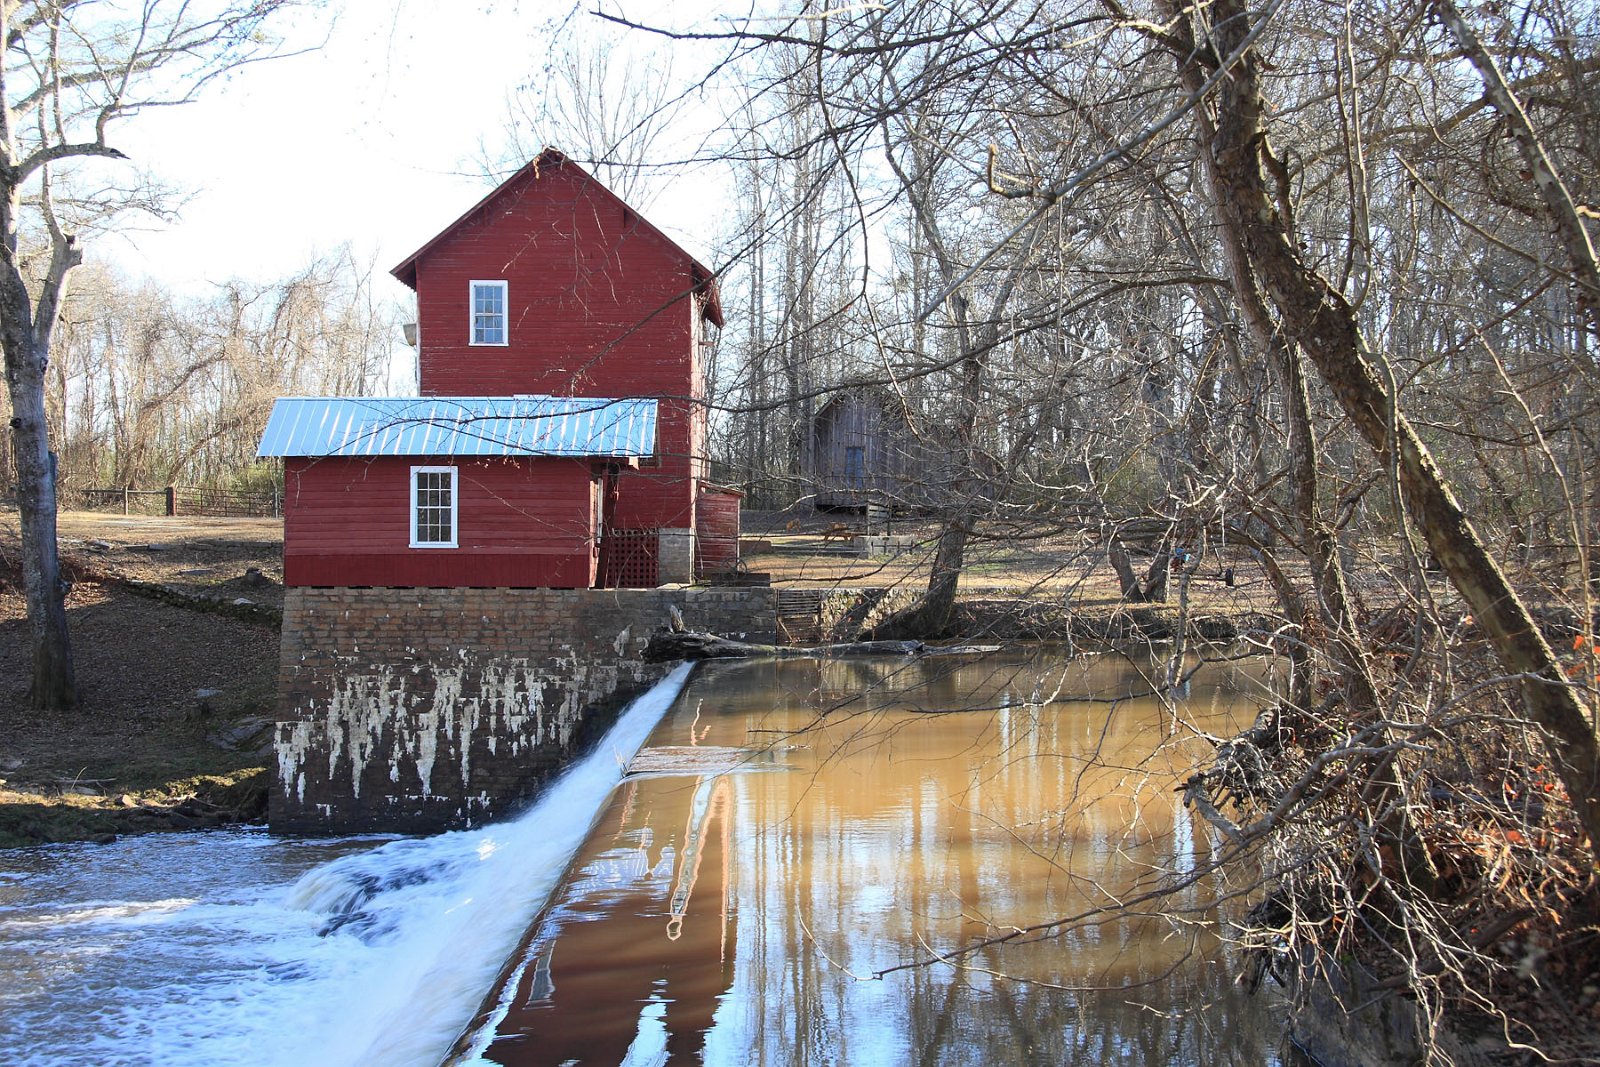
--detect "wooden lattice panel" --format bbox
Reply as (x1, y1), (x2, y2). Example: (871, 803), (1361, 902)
(601, 528), (659, 588)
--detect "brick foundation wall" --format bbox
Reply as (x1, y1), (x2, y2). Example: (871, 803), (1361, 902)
(273, 586), (776, 835)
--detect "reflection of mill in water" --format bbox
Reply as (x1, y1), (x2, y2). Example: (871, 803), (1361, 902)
(666, 772), (733, 947)
(465, 711), (758, 1066)
(514, 769), (732, 1014)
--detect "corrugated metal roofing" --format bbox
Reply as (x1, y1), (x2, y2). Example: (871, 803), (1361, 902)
(256, 396), (658, 459)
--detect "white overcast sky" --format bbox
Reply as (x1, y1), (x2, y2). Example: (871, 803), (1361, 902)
(99, 1), (728, 302)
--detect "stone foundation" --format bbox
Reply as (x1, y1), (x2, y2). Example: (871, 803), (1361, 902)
(658, 527), (695, 583)
(272, 585), (775, 835)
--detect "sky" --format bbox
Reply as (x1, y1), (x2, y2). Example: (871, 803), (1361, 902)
(99, 1), (728, 305)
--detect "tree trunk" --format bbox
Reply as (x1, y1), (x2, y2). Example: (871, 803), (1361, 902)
(1195, 122), (1379, 715)
(0, 271), (77, 708)
(869, 519), (970, 639)
(1, 164), (80, 709)
(1179, 0), (1600, 860)
(1108, 541), (1143, 601)
(10, 373), (75, 709)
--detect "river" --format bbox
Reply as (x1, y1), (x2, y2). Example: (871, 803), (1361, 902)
(1, 651), (1292, 1065)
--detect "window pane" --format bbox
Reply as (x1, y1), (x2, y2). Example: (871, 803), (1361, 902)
(414, 469), (454, 544)
(472, 282), (506, 344)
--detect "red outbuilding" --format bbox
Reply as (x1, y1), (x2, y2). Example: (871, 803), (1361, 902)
(258, 152), (738, 589)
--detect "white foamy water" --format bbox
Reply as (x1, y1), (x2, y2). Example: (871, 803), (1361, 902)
(0, 664), (691, 1067)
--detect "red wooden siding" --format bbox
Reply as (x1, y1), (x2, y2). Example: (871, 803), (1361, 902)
(404, 159), (709, 532)
(282, 456), (599, 588)
(695, 486), (742, 578)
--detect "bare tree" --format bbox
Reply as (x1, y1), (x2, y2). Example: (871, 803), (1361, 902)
(47, 248), (395, 491)
(484, 28), (683, 209)
(1154, 0), (1600, 859)
(0, 0), (300, 708)
(1435, 0), (1600, 348)
(605, 0), (1600, 1055)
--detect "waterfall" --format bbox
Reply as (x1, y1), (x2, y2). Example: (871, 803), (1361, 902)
(274, 662), (693, 1066)
(2, 663), (690, 1067)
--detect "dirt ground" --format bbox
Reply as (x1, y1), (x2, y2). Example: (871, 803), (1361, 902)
(0, 510), (286, 846)
(742, 508), (1288, 616)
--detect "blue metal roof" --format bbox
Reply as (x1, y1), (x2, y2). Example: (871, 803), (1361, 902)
(256, 396), (658, 459)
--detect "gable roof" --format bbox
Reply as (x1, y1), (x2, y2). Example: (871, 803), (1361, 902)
(256, 396), (657, 459)
(814, 382), (914, 426)
(390, 148), (723, 327)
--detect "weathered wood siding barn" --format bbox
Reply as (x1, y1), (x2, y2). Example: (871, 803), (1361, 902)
(810, 387), (927, 510)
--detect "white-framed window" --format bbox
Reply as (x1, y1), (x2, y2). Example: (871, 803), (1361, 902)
(470, 280), (508, 346)
(410, 465), (458, 548)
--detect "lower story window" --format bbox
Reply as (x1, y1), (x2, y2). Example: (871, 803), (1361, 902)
(411, 465), (457, 548)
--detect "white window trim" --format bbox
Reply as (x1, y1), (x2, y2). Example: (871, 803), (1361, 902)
(410, 465), (458, 548)
(469, 279), (509, 346)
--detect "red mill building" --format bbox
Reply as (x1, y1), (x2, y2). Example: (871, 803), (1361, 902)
(256, 153), (765, 834)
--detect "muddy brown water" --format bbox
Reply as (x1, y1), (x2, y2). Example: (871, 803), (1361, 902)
(454, 650), (1294, 1066)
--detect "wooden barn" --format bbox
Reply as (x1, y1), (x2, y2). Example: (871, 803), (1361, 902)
(258, 151), (737, 588)
(810, 386), (928, 510)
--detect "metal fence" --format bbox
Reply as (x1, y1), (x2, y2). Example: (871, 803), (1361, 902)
(79, 485), (281, 518)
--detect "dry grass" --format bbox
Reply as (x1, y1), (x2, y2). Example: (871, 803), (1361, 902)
(747, 524), (1291, 618)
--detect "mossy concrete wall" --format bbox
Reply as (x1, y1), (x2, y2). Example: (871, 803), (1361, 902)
(272, 586), (775, 835)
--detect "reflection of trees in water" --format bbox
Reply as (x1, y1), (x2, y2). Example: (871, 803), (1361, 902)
(475, 651), (1285, 1063)
(714, 651), (1282, 1064)
(895, 955), (1283, 1065)
(800, 646), (1267, 723)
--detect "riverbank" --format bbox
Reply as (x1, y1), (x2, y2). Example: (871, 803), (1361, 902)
(0, 579), (279, 846)
(0, 512), (285, 847)
(1, 508), (1293, 847)
(5, 510), (1596, 1063)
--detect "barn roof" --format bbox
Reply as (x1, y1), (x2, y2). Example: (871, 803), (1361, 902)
(814, 382), (912, 424)
(390, 148), (723, 327)
(256, 396), (657, 459)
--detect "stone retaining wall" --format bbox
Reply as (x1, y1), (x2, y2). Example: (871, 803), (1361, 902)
(818, 586), (923, 641)
(273, 586), (775, 835)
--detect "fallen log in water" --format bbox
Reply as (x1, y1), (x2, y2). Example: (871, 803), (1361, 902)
(642, 630), (1000, 663)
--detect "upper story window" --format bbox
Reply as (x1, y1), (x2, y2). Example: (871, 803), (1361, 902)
(410, 465), (458, 548)
(470, 280), (508, 346)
